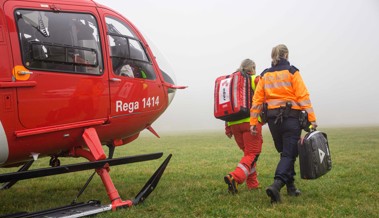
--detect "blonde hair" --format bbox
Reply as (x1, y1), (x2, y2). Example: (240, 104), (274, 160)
(271, 44), (289, 66)
(237, 58), (256, 74)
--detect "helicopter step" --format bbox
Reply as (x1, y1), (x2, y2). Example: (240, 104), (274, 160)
(0, 200), (112, 218)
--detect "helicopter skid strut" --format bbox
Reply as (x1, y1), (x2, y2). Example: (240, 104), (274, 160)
(72, 127), (172, 211)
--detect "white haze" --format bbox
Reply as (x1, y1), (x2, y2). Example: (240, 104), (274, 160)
(95, 0), (379, 133)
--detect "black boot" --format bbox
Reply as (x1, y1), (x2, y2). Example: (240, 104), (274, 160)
(286, 182), (301, 196)
(266, 179), (284, 203)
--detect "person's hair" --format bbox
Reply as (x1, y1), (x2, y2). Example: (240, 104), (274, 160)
(271, 44), (289, 66)
(237, 59), (256, 74)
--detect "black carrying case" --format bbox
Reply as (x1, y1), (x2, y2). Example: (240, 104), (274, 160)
(298, 130), (332, 179)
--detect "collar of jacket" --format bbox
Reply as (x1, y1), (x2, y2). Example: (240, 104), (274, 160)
(272, 58), (290, 67)
(268, 58), (292, 72)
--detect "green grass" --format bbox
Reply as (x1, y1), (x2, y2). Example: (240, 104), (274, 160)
(1, 126), (379, 217)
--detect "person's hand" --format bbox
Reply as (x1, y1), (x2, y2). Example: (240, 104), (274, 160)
(250, 125), (257, 135)
(311, 121), (318, 130)
(225, 126), (233, 138)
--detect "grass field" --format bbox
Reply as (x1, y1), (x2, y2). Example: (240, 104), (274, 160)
(1, 126), (379, 217)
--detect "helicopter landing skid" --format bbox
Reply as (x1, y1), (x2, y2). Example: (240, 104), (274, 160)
(0, 154), (172, 218)
(0, 200), (112, 218)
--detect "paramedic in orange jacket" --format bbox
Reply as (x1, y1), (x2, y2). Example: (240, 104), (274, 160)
(250, 44), (317, 203)
(224, 59), (263, 194)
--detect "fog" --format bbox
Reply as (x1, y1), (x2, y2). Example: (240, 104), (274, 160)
(95, 0), (379, 133)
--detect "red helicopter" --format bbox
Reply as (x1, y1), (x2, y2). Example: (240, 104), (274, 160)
(0, 0), (185, 216)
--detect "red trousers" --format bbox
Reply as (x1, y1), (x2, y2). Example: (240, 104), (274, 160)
(229, 122), (263, 189)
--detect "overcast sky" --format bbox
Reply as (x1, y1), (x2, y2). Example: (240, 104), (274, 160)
(95, 0), (379, 133)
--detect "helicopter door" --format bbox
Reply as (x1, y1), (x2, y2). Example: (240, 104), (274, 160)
(6, 3), (109, 129)
(103, 15), (165, 120)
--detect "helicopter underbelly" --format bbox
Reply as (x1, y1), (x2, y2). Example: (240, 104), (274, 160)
(1, 107), (165, 167)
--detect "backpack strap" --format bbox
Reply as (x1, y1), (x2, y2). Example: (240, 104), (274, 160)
(251, 74), (262, 123)
(251, 75), (259, 91)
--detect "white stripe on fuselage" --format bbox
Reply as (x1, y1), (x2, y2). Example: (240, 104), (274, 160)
(0, 121), (9, 165)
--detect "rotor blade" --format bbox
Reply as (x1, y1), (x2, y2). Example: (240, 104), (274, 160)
(0, 152), (163, 183)
(133, 154), (172, 205)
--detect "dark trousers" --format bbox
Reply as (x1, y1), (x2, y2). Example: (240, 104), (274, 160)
(267, 117), (301, 184)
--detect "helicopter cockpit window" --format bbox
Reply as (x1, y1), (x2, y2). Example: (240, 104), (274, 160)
(15, 10), (103, 75)
(106, 17), (155, 80)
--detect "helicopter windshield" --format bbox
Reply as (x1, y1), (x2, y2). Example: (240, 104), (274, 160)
(147, 39), (177, 86)
(106, 17), (157, 80)
(105, 16), (177, 104)
(146, 39), (177, 104)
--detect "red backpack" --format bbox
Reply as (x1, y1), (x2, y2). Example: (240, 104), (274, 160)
(214, 71), (257, 122)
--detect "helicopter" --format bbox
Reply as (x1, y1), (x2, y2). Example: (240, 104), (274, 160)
(0, 0), (185, 217)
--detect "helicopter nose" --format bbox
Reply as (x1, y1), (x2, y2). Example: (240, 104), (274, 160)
(167, 88), (176, 105)
(161, 69), (176, 105)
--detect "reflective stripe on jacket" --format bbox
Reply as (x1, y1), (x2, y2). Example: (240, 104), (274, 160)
(228, 74), (260, 126)
(250, 59), (316, 126)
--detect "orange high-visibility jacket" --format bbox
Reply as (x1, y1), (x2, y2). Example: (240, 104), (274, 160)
(250, 59), (316, 126)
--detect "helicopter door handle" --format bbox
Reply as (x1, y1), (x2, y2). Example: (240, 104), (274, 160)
(18, 71), (33, 75)
(110, 78), (122, 82)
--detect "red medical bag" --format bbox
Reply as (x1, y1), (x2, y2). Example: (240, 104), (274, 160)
(214, 71), (252, 122)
